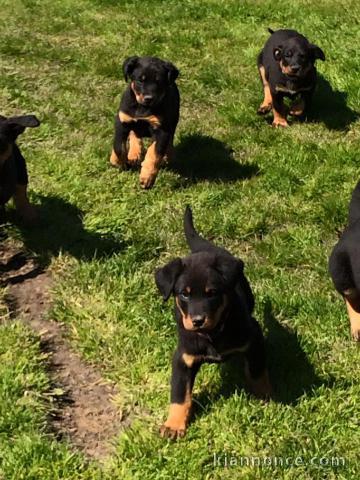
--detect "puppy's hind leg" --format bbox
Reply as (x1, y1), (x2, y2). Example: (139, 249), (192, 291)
(257, 65), (272, 115)
(244, 319), (272, 399)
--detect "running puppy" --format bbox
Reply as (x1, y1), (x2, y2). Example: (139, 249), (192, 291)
(0, 114), (40, 224)
(155, 207), (271, 439)
(110, 56), (180, 189)
(257, 29), (325, 127)
(329, 181), (360, 341)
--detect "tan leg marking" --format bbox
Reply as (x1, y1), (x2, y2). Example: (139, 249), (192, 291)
(160, 386), (192, 440)
(139, 142), (162, 189)
(109, 148), (127, 169)
(127, 130), (143, 163)
(344, 293), (360, 341)
(257, 66), (272, 115)
(119, 111), (134, 123)
(245, 363), (272, 400)
(182, 353), (200, 368)
(272, 106), (289, 128)
(290, 98), (305, 116)
(13, 184), (37, 225)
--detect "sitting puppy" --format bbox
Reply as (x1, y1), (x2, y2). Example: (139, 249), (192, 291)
(329, 180), (360, 341)
(110, 56), (180, 189)
(257, 28), (325, 127)
(0, 114), (40, 224)
(155, 207), (272, 439)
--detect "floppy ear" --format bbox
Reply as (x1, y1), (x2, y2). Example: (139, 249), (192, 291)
(155, 258), (183, 301)
(309, 44), (325, 61)
(273, 47), (282, 61)
(123, 56), (139, 82)
(164, 61), (179, 83)
(8, 115), (40, 128)
(214, 255), (244, 287)
(5, 115), (40, 140)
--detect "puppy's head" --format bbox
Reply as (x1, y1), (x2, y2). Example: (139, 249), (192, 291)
(155, 252), (244, 332)
(122, 56), (179, 107)
(273, 37), (325, 78)
(0, 115), (40, 167)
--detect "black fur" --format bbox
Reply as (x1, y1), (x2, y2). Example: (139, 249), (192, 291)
(257, 28), (325, 124)
(111, 56), (180, 189)
(155, 207), (270, 438)
(0, 114), (40, 218)
(329, 181), (360, 294)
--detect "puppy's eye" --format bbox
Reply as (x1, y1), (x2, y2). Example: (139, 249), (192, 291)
(180, 291), (190, 300)
(206, 289), (218, 297)
(285, 50), (293, 58)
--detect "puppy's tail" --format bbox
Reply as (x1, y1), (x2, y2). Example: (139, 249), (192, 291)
(184, 206), (215, 253)
(268, 28), (275, 34)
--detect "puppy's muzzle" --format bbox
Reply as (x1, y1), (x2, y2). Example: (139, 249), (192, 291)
(192, 315), (206, 328)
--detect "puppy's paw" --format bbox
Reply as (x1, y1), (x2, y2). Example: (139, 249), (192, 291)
(109, 149), (127, 170)
(351, 325), (360, 342)
(272, 118), (289, 128)
(139, 165), (159, 189)
(257, 103), (272, 115)
(289, 99), (305, 117)
(127, 148), (142, 164)
(159, 422), (186, 440)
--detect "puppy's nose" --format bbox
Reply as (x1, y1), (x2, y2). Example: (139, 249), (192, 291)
(192, 315), (206, 328)
(291, 66), (300, 73)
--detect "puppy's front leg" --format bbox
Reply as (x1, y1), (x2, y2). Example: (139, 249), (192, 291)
(110, 114), (129, 169)
(139, 130), (171, 189)
(13, 145), (37, 225)
(160, 350), (200, 439)
(271, 93), (289, 128)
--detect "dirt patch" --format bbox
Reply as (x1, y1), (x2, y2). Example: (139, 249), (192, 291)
(0, 240), (124, 459)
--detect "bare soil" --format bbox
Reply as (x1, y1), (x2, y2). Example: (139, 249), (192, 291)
(0, 239), (124, 459)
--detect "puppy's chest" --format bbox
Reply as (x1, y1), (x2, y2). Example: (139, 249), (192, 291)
(193, 329), (250, 363)
(274, 81), (313, 96)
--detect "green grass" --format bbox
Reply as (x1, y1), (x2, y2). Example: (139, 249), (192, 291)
(1, 0), (360, 478)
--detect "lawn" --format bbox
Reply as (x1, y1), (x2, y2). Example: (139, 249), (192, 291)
(0, 0), (359, 478)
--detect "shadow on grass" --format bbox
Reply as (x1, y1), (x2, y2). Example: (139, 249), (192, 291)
(308, 74), (359, 130)
(169, 134), (259, 184)
(262, 299), (329, 405)
(1, 195), (125, 284)
(192, 298), (335, 421)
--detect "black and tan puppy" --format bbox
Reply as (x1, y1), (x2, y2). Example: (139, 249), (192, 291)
(155, 207), (271, 439)
(110, 56), (180, 189)
(329, 181), (360, 341)
(257, 28), (325, 127)
(0, 114), (40, 224)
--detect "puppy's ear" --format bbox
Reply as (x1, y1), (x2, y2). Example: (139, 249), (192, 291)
(164, 61), (179, 83)
(123, 56), (139, 82)
(215, 255), (244, 287)
(155, 258), (183, 301)
(309, 44), (325, 61)
(5, 115), (40, 140)
(273, 47), (282, 61)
